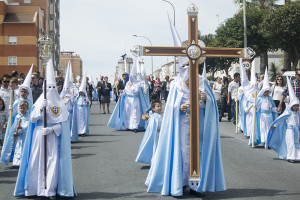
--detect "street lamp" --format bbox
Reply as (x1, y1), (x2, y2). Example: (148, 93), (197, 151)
(132, 34), (154, 75)
(161, 0), (177, 75)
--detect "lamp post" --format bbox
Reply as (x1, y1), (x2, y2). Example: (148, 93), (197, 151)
(133, 34), (154, 75)
(162, 0), (177, 75)
(243, 0), (247, 58)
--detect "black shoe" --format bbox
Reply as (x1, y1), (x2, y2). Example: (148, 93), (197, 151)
(190, 189), (206, 198)
(133, 129), (138, 133)
(102, 112), (106, 114)
(288, 159), (295, 163)
(219, 118), (221, 122)
(233, 121), (236, 126)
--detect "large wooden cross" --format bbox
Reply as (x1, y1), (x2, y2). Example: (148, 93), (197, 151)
(135, 4), (247, 183)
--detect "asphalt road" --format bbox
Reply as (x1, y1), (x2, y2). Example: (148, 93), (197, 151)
(0, 101), (299, 200)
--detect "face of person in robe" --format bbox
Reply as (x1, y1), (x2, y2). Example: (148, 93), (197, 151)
(20, 89), (29, 99)
(291, 104), (299, 112)
(153, 102), (162, 114)
(79, 91), (85, 96)
(19, 102), (29, 115)
(263, 90), (270, 96)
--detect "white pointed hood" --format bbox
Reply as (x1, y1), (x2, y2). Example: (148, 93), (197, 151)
(60, 65), (72, 98)
(129, 57), (143, 84)
(258, 67), (271, 96)
(239, 58), (250, 88)
(168, 14), (188, 67)
(34, 58), (68, 123)
(199, 63), (207, 92)
(19, 64), (33, 100)
(245, 64), (259, 102)
(79, 70), (87, 94)
(287, 76), (300, 108)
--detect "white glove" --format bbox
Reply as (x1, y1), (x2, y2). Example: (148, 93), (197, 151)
(42, 99), (47, 108)
(41, 127), (53, 136)
(9, 105), (13, 111)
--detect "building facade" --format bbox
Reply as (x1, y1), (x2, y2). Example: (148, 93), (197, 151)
(60, 51), (82, 82)
(0, 0), (60, 77)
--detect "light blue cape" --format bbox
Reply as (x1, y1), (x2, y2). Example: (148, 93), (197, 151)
(14, 107), (76, 197)
(249, 95), (277, 146)
(71, 95), (90, 142)
(0, 112), (30, 165)
(145, 80), (226, 196)
(107, 87), (149, 131)
(266, 108), (300, 158)
(135, 113), (161, 164)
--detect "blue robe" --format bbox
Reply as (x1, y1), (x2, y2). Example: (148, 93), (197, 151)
(71, 95), (90, 142)
(249, 96), (277, 146)
(145, 81), (226, 196)
(266, 108), (300, 158)
(0, 112), (29, 165)
(136, 113), (162, 164)
(107, 87), (149, 131)
(14, 107), (76, 197)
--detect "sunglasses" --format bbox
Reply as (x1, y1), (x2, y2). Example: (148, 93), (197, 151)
(3, 81), (9, 83)
(297, 74), (300, 76)
(277, 79), (283, 80)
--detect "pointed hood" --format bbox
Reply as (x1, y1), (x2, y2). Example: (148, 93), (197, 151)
(245, 64), (259, 102)
(129, 57), (143, 83)
(79, 70), (87, 94)
(258, 67), (271, 96)
(60, 65), (72, 98)
(239, 58), (250, 88)
(34, 58), (68, 123)
(19, 64), (33, 100)
(168, 14), (188, 67)
(199, 63), (207, 92)
(286, 75), (300, 108)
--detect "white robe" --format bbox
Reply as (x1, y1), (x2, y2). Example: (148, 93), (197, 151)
(76, 96), (89, 135)
(257, 98), (277, 144)
(285, 112), (300, 160)
(123, 83), (141, 130)
(12, 120), (27, 166)
(25, 108), (61, 197)
(180, 93), (205, 190)
(245, 101), (254, 137)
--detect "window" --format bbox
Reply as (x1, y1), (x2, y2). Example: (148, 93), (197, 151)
(8, 57), (17, 65)
(8, 36), (17, 45)
(24, 0), (31, 3)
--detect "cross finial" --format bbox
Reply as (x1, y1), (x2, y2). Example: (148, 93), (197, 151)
(187, 3), (198, 16)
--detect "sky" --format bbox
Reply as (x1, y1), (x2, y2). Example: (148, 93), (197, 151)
(59, 0), (267, 82)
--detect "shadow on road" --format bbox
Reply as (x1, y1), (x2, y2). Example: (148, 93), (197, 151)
(89, 124), (107, 127)
(76, 140), (115, 144)
(72, 153), (96, 159)
(71, 146), (97, 150)
(141, 166), (150, 170)
(207, 188), (292, 199)
(87, 134), (122, 137)
(75, 191), (141, 199)
(220, 136), (234, 139)
(0, 170), (18, 178)
(0, 180), (16, 184)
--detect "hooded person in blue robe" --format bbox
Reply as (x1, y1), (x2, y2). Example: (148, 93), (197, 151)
(0, 101), (30, 166)
(266, 76), (300, 162)
(237, 59), (250, 134)
(145, 16), (225, 197)
(60, 63), (74, 131)
(107, 57), (149, 133)
(136, 100), (163, 164)
(243, 62), (259, 138)
(14, 59), (76, 198)
(249, 67), (277, 147)
(71, 71), (91, 142)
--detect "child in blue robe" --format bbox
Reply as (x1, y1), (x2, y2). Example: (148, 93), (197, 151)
(136, 100), (163, 164)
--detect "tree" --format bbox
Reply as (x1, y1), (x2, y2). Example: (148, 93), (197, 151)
(261, 2), (300, 70)
(212, 7), (270, 74)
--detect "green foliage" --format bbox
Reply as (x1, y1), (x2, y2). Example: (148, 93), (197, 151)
(269, 62), (278, 81)
(261, 2), (300, 68)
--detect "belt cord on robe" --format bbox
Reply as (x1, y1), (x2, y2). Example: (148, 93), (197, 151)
(43, 80), (47, 189)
